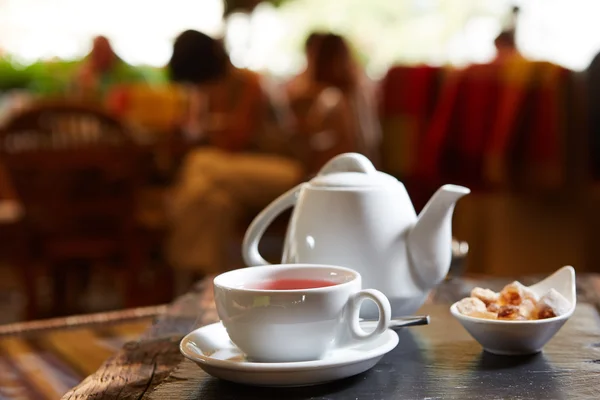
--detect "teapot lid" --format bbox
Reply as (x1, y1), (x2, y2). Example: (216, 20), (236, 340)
(308, 153), (399, 189)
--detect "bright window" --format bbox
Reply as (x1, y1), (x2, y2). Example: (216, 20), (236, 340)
(0, 0), (224, 65)
(1, 0), (599, 77)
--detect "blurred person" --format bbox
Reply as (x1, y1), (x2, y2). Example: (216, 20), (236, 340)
(285, 32), (325, 100)
(492, 7), (525, 64)
(164, 30), (304, 290)
(493, 30), (523, 63)
(73, 36), (146, 102)
(286, 33), (381, 172)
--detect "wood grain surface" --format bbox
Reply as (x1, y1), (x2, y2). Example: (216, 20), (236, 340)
(62, 274), (600, 400)
(0, 317), (155, 400)
(61, 279), (217, 400)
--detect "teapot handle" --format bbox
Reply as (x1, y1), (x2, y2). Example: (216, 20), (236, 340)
(242, 184), (303, 266)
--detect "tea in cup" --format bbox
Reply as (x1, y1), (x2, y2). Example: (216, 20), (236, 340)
(213, 264), (392, 362)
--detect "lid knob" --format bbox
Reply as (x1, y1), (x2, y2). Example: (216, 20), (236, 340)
(317, 153), (376, 176)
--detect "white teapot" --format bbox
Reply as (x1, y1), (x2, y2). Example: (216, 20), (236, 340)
(242, 153), (470, 318)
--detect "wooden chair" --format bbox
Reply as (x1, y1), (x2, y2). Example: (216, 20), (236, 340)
(0, 161), (31, 317)
(0, 100), (147, 317)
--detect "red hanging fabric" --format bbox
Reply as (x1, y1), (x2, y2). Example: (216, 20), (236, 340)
(483, 57), (536, 190)
(519, 62), (568, 191)
(379, 65), (439, 179)
(416, 67), (462, 184)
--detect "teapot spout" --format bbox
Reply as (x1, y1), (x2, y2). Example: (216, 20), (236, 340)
(408, 184), (470, 288)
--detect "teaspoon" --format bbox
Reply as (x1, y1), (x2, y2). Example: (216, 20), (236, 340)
(360, 315), (430, 330)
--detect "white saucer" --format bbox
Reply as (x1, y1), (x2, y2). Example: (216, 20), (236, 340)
(179, 322), (399, 387)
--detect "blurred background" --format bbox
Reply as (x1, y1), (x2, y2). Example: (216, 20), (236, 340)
(1, 0), (599, 323)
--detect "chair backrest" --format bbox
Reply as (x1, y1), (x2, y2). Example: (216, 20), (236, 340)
(0, 101), (142, 240)
(0, 99), (129, 153)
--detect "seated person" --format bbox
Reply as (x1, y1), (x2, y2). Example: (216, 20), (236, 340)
(72, 36), (146, 103)
(285, 32), (325, 101)
(164, 30), (304, 290)
(286, 33), (381, 173)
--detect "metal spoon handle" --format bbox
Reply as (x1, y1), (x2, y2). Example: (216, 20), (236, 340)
(388, 315), (430, 328)
(360, 315), (430, 330)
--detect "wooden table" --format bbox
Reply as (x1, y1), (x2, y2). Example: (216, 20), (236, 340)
(0, 161), (23, 224)
(0, 306), (165, 399)
(61, 274), (600, 399)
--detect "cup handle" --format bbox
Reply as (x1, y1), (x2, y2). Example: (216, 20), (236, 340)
(242, 183), (303, 266)
(348, 289), (392, 340)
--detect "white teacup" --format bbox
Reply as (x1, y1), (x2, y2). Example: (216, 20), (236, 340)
(213, 264), (392, 363)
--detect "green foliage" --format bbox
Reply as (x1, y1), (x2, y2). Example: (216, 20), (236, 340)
(0, 57), (77, 94)
(0, 56), (167, 95)
(139, 66), (169, 84)
(0, 58), (35, 91)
